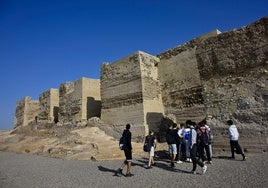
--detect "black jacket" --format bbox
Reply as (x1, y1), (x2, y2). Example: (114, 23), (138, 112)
(122, 129), (132, 150)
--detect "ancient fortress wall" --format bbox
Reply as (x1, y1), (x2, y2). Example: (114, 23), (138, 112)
(195, 17), (268, 152)
(13, 16), (268, 152)
(157, 30), (221, 123)
(101, 51), (164, 138)
(196, 17), (268, 125)
(39, 88), (59, 123)
(155, 17), (268, 151)
(15, 96), (39, 128)
(81, 78), (101, 119)
(58, 77), (101, 124)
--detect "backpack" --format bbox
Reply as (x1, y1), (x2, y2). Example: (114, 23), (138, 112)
(143, 135), (151, 152)
(184, 130), (191, 141)
(119, 135), (126, 150)
(198, 129), (209, 145)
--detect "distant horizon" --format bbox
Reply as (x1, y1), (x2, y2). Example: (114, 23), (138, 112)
(1, 0), (267, 130)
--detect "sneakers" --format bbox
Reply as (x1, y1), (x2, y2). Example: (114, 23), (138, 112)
(242, 155), (247, 161)
(186, 158), (192, 163)
(175, 160), (183, 164)
(146, 165), (152, 169)
(191, 171), (197, 175)
(207, 161), (212, 164)
(125, 173), (134, 177)
(202, 165), (207, 174)
(115, 168), (123, 176)
(170, 162), (175, 167)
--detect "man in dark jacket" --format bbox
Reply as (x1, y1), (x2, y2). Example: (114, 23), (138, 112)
(116, 124), (133, 177)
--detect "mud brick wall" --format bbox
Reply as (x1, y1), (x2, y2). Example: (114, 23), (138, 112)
(101, 51), (164, 139)
(15, 96), (39, 128)
(39, 89), (59, 124)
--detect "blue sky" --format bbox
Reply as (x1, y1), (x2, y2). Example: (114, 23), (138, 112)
(0, 0), (267, 130)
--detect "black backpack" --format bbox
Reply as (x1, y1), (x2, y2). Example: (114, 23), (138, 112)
(143, 135), (151, 152)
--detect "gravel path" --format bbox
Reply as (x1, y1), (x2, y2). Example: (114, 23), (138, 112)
(0, 151), (267, 188)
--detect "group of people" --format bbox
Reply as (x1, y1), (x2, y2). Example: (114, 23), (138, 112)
(115, 119), (246, 177)
(165, 119), (211, 174)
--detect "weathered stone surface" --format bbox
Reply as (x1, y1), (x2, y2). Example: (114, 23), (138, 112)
(195, 17), (268, 153)
(15, 96), (39, 128)
(196, 17), (268, 79)
(101, 51), (164, 140)
(58, 77), (101, 124)
(156, 17), (268, 152)
(39, 88), (59, 124)
(157, 30), (220, 123)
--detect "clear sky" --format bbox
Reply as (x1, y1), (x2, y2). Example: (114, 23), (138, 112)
(0, 0), (267, 130)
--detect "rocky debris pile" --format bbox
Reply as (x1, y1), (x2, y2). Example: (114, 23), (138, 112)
(0, 118), (148, 161)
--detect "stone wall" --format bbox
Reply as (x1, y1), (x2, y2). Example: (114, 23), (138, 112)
(101, 51), (164, 139)
(15, 96), (39, 128)
(39, 88), (59, 124)
(58, 77), (101, 124)
(13, 16), (268, 152)
(196, 16), (268, 152)
(157, 30), (221, 123)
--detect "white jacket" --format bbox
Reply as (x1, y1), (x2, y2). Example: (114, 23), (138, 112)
(228, 125), (239, 141)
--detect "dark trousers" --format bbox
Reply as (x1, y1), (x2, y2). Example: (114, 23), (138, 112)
(199, 144), (212, 162)
(175, 143), (181, 161)
(230, 140), (244, 158)
(190, 144), (204, 171)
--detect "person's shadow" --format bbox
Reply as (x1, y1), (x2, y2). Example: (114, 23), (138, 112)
(98, 166), (122, 177)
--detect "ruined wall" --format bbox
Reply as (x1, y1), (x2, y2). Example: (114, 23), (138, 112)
(39, 88), (59, 124)
(101, 51), (164, 138)
(196, 16), (268, 152)
(15, 96), (39, 128)
(58, 77), (101, 124)
(140, 52), (164, 134)
(82, 78), (101, 119)
(157, 30), (220, 123)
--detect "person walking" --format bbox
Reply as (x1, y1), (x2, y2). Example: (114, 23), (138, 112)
(197, 121), (212, 164)
(227, 120), (246, 160)
(115, 124), (134, 177)
(145, 130), (157, 169)
(189, 121), (207, 175)
(166, 123), (178, 167)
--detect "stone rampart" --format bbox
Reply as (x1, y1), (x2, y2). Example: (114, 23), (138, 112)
(58, 77), (101, 124)
(15, 96), (39, 128)
(101, 51), (164, 139)
(196, 16), (268, 152)
(157, 30), (221, 123)
(39, 88), (59, 124)
(13, 16), (268, 152)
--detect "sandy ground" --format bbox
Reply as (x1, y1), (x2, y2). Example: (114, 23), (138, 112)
(0, 151), (267, 188)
